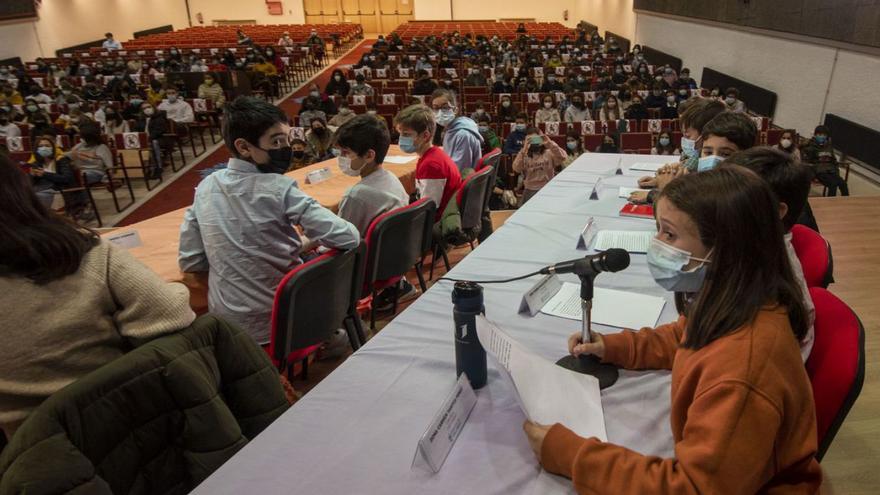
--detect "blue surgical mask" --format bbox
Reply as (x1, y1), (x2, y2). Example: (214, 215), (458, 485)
(814, 135), (827, 145)
(398, 135), (418, 153)
(566, 141), (578, 150)
(36, 146), (54, 158)
(697, 155), (722, 172)
(680, 136), (696, 156)
(647, 237), (711, 293)
(515, 124), (526, 132)
(659, 137), (670, 147)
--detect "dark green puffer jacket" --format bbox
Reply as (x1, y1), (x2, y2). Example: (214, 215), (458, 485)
(0, 315), (289, 495)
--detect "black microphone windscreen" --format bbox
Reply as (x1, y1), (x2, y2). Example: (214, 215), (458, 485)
(602, 248), (631, 272)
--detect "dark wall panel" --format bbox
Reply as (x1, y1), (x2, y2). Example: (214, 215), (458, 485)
(634, 0), (880, 49)
(825, 114), (880, 173)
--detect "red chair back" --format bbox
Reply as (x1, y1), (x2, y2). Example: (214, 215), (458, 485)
(805, 287), (865, 461)
(363, 198), (436, 291)
(790, 225), (833, 288)
(267, 244), (366, 367)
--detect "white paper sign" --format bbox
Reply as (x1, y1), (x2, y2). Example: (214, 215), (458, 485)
(576, 217), (597, 249)
(306, 167), (333, 184)
(106, 230), (144, 249)
(519, 273), (563, 317)
(412, 374), (477, 473)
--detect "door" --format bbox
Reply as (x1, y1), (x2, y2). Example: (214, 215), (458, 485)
(304, 0), (341, 24)
(379, 0), (412, 34)
(342, 0), (378, 34)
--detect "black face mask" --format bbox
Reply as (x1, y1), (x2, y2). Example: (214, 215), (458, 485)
(292, 150), (305, 159)
(528, 144), (543, 154)
(312, 126), (325, 135)
(254, 145), (292, 174)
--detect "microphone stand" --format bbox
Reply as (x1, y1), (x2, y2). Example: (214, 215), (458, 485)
(555, 273), (620, 389)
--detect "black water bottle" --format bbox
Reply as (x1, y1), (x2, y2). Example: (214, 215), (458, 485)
(452, 281), (487, 389)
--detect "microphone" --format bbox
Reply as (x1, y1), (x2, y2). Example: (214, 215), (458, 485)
(540, 249), (631, 277)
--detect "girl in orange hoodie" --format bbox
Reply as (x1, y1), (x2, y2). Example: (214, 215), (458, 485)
(525, 166), (822, 494)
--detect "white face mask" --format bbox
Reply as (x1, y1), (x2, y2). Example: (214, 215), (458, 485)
(337, 155), (362, 176)
(435, 108), (455, 126)
(543, 101), (553, 109)
(780, 138), (792, 149)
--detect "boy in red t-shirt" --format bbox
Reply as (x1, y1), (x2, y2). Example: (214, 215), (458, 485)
(394, 104), (462, 219)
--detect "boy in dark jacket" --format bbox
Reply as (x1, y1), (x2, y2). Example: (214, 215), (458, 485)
(801, 125), (848, 196)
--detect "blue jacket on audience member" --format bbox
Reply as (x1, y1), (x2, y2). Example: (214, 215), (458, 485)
(442, 116), (483, 171)
(503, 128), (527, 155)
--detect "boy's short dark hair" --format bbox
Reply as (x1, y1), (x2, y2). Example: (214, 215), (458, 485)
(721, 147), (811, 231)
(222, 96), (289, 156)
(334, 114), (391, 164)
(701, 111), (758, 151)
(814, 125), (830, 136)
(679, 98), (726, 132)
(290, 138), (307, 147)
(515, 112), (528, 121)
(476, 114), (490, 124)
(725, 87), (740, 97)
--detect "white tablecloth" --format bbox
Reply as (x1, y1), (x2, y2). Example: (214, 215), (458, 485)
(194, 153), (682, 494)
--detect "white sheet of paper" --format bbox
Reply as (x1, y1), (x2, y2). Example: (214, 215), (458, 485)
(384, 155), (418, 164)
(106, 230), (143, 249)
(629, 162), (664, 172)
(541, 283), (666, 329)
(593, 230), (655, 253)
(618, 186), (640, 198)
(476, 316), (607, 441)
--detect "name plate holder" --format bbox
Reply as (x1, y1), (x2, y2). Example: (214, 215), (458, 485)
(106, 229), (144, 249)
(305, 167), (332, 185)
(518, 273), (563, 316)
(575, 216), (598, 250)
(412, 374), (477, 473)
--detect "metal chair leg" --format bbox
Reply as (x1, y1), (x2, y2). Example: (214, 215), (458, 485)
(370, 288), (377, 331)
(415, 262), (428, 292)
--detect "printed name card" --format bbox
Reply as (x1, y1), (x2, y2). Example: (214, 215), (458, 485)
(106, 230), (144, 249)
(412, 374), (477, 473)
(519, 273), (564, 316)
(305, 167), (333, 185)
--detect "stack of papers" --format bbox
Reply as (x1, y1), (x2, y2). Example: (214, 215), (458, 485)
(475, 317), (607, 441)
(593, 230), (655, 253)
(541, 283), (666, 329)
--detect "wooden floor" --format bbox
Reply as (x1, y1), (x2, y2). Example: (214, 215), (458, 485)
(810, 196), (880, 494)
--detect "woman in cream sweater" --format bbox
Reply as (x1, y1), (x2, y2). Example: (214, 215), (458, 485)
(0, 152), (195, 439)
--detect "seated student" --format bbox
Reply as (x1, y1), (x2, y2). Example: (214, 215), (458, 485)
(278, 31), (295, 47)
(775, 130), (801, 162)
(724, 87), (747, 113)
(563, 130), (584, 167)
(644, 83), (666, 109)
(335, 115), (410, 237)
(306, 83), (337, 116)
(0, 108), (20, 137)
(414, 55), (433, 73)
(564, 94), (590, 123)
(325, 69), (351, 97)
(492, 74), (514, 94)
(133, 101), (170, 179)
(651, 129), (680, 156)
(624, 94), (650, 121)
(306, 115), (335, 162)
(393, 104), (462, 220)
(535, 96), (561, 125)
(329, 100), (357, 127)
(145, 80), (166, 107)
(66, 122), (114, 219)
(158, 87), (194, 124)
(696, 111), (758, 171)
(464, 67), (488, 87)
(503, 113), (530, 155)
(802, 125), (848, 197)
(476, 115), (501, 151)
(350, 74), (375, 97)
(660, 89), (680, 119)
(597, 95), (622, 122)
(721, 147), (816, 360)
(297, 96), (327, 128)
(595, 133), (620, 153)
(197, 72), (226, 109)
(470, 100), (492, 123)
(179, 97), (359, 345)
(513, 128), (566, 204)
(541, 74), (564, 93)
(526, 166), (821, 494)
(432, 89), (483, 172)
(630, 98), (727, 204)
(287, 138), (313, 171)
(677, 67), (697, 89)
(102, 107), (130, 134)
(0, 83), (24, 105)
(412, 70), (438, 96)
(28, 136), (74, 211)
(497, 95), (520, 123)
(0, 151), (194, 439)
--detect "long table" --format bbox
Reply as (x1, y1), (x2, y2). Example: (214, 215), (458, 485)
(103, 146), (418, 312)
(193, 153), (680, 494)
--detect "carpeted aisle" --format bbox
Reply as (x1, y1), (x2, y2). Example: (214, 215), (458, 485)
(117, 39), (374, 226)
